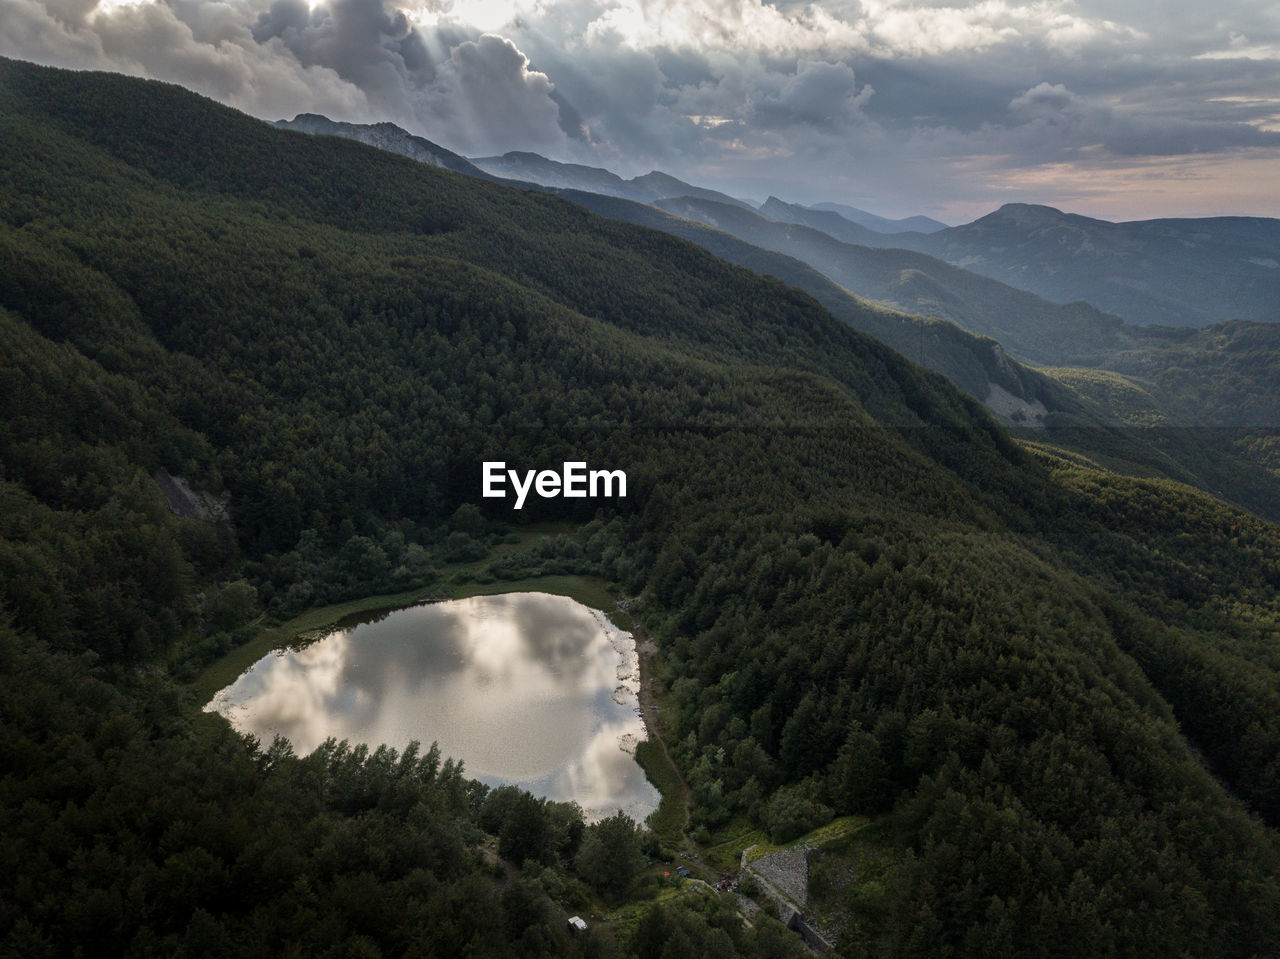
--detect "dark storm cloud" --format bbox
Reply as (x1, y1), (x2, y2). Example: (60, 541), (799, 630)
(998, 81), (1280, 158)
(749, 60), (873, 131)
(250, 0), (425, 102)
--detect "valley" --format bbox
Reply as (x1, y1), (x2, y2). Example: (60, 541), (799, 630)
(3, 57), (1280, 959)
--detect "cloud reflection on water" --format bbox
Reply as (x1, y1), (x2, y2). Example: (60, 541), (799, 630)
(206, 592), (657, 821)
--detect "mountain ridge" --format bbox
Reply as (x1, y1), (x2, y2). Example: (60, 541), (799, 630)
(470, 150), (755, 210)
(903, 202), (1280, 326)
(274, 113), (491, 178)
(809, 200), (949, 234)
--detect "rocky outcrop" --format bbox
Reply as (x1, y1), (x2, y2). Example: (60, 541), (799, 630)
(154, 470), (230, 523)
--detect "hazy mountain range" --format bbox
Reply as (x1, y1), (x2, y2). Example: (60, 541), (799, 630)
(893, 203), (1280, 327)
(469, 150), (756, 211)
(807, 201), (948, 235)
(281, 113), (1280, 332)
(464, 148), (1280, 330)
(277, 113), (491, 178)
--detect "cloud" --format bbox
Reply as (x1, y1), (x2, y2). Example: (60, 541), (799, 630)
(0, 0), (580, 154)
(1009, 81), (1084, 118)
(581, 0), (865, 55)
(750, 59), (874, 131)
(432, 33), (567, 154)
(1002, 80), (1280, 158)
(1, 0), (1279, 218)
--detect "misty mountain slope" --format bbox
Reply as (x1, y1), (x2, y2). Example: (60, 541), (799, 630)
(646, 194), (1280, 425)
(5, 58), (1280, 958)
(469, 149), (753, 208)
(1048, 321), (1280, 429)
(1037, 322), (1280, 514)
(469, 149), (632, 195)
(904, 203), (1280, 327)
(810, 200), (948, 234)
(652, 195), (1137, 368)
(648, 193), (1280, 505)
(536, 194), (1280, 523)
(557, 190), (1079, 414)
(758, 195), (891, 246)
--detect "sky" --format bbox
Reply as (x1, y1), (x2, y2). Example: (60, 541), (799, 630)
(3, 0), (1279, 222)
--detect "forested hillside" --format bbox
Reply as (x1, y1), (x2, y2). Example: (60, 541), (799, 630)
(264, 114), (1280, 526)
(3, 58), (1280, 957)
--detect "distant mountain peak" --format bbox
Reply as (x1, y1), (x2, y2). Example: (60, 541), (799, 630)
(807, 201), (949, 235)
(995, 202), (1065, 216)
(981, 203), (1077, 227)
(998, 202), (1062, 213)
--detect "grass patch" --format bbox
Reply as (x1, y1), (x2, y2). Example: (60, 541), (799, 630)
(798, 816), (870, 848)
(740, 816), (870, 864)
(635, 739), (686, 844)
(701, 816), (869, 874)
(442, 573), (623, 617)
(602, 880), (714, 942)
(702, 818), (767, 873)
(806, 820), (899, 948)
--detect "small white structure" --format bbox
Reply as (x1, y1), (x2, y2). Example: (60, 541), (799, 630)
(568, 916), (588, 934)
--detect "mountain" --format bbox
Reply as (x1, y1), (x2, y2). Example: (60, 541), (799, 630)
(258, 117), (1096, 425)
(902, 203), (1280, 327)
(469, 150), (754, 208)
(651, 195), (1129, 367)
(267, 117), (1280, 522)
(579, 192), (1280, 520)
(275, 113), (490, 178)
(281, 126), (1280, 331)
(646, 195), (1280, 518)
(558, 190), (1089, 423)
(650, 197), (1280, 429)
(469, 149), (631, 195)
(5, 57), (1280, 958)
(810, 200), (949, 234)
(629, 170), (755, 209)
(758, 196), (890, 246)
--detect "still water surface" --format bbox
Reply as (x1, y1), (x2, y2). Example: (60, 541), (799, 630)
(206, 593), (658, 822)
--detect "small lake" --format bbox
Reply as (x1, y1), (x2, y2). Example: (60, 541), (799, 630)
(205, 592), (658, 823)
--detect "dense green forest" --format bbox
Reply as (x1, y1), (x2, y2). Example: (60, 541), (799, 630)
(3, 58), (1280, 957)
